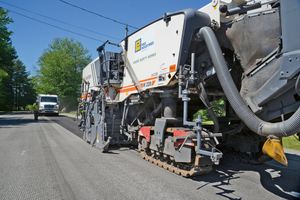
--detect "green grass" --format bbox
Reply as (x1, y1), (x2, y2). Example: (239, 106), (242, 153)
(61, 111), (77, 116)
(202, 120), (300, 151)
(69, 111), (77, 116)
(202, 120), (214, 125)
(0, 111), (12, 115)
(283, 135), (300, 151)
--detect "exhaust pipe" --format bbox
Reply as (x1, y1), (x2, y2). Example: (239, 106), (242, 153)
(197, 26), (300, 137)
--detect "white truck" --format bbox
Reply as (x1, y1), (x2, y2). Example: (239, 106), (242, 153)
(37, 94), (59, 116)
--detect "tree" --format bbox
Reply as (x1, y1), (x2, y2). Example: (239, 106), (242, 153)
(193, 99), (226, 121)
(0, 69), (8, 106)
(36, 37), (91, 112)
(0, 7), (17, 70)
(11, 60), (36, 110)
(0, 7), (18, 110)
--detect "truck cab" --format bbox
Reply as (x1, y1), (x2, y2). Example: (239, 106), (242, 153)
(37, 94), (59, 116)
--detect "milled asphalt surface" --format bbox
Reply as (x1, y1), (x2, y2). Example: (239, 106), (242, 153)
(0, 112), (299, 200)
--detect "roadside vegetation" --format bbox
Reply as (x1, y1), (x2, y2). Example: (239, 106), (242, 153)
(194, 100), (300, 151)
(0, 8), (35, 111)
(193, 99), (226, 122)
(61, 111), (77, 116)
(35, 37), (91, 112)
(0, 111), (11, 114)
(283, 135), (300, 151)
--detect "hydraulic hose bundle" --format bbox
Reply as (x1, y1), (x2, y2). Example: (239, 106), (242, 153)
(198, 26), (300, 137)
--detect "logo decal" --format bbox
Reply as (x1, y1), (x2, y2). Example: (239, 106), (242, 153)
(134, 28), (155, 59)
(135, 39), (141, 52)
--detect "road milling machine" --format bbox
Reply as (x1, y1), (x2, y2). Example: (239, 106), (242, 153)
(78, 0), (300, 177)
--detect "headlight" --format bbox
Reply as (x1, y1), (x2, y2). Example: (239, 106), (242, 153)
(56, 105), (59, 109)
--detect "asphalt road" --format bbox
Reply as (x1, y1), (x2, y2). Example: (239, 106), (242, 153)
(0, 112), (300, 200)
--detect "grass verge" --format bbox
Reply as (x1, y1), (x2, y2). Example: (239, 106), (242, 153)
(0, 111), (12, 115)
(283, 135), (300, 151)
(202, 121), (214, 125)
(62, 111), (77, 116)
(202, 120), (299, 151)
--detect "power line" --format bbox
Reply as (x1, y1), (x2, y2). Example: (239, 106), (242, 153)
(0, 0), (121, 41)
(4, 8), (106, 43)
(58, 0), (138, 30)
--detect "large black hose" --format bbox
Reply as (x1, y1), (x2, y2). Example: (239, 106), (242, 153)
(198, 26), (300, 137)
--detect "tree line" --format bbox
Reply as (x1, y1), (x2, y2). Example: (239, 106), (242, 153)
(0, 8), (91, 111)
(0, 7), (35, 110)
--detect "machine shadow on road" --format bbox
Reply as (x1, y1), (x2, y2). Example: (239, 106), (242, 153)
(190, 156), (300, 200)
(95, 145), (300, 199)
(106, 146), (139, 154)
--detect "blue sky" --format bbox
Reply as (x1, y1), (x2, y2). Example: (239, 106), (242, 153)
(2, 0), (211, 76)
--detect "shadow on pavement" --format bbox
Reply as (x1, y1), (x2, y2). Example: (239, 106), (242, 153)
(191, 155), (300, 200)
(94, 144), (300, 199)
(0, 112), (49, 128)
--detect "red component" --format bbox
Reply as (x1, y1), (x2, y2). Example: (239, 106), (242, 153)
(173, 130), (189, 137)
(139, 127), (151, 142)
(173, 130), (194, 148)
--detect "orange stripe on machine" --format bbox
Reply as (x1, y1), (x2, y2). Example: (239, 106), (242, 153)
(116, 76), (157, 93)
